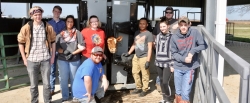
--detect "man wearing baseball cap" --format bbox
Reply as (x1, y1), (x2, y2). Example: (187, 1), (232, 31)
(153, 6), (178, 35)
(17, 6), (56, 103)
(170, 16), (207, 103)
(72, 46), (109, 103)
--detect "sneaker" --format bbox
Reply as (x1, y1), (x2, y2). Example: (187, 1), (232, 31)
(138, 91), (147, 97)
(131, 89), (142, 94)
(62, 100), (71, 103)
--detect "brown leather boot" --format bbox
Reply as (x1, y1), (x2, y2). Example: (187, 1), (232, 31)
(175, 94), (181, 103)
(179, 100), (190, 103)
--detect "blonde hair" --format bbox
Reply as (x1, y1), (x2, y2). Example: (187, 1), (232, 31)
(86, 15), (102, 28)
(29, 6), (44, 19)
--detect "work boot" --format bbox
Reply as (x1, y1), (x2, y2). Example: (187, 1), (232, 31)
(180, 100), (190, 103)
(131, 89), (142, 94)
(175, 94), (181, 103)
(138, 91), (147, 97)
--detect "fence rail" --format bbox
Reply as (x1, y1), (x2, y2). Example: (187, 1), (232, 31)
(195, 25), (250, 103)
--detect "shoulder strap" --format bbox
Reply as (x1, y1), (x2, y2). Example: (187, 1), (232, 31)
(43, 21), (48, 37)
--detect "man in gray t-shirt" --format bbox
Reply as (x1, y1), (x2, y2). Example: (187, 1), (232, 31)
(122, 18), (153, 97)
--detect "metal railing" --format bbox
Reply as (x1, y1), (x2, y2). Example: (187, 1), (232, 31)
(0, 32), (29, 92)
(195, 25), (250, 103)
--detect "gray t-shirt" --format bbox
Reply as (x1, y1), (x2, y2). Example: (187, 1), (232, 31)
(134, 30), (154, 58)
(56, 29), (85, 62)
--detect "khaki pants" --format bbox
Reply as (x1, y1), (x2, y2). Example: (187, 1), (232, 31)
(132, 55), (150, 92)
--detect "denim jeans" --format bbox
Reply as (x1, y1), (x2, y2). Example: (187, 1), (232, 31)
(50, 54), (58, 92)
(27, 60), (51, 103)
(57, 59), (80, 100)
(174, 69), (195, 101)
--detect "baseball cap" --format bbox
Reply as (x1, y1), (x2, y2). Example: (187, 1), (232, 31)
(178, 16), (190, 24)
(165, 6), (173, 12)
(91, 46), (103, 53)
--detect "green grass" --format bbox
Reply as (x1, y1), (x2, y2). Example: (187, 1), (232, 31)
(226, 21), (250, 42)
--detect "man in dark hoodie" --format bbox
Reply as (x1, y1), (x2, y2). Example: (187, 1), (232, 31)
(170, 16), (207, 103)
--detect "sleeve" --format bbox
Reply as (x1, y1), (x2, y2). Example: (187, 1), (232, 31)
(17, 26), (27, 44)
(48, 25), (56, 43)
(152, 22), (159, 35)
(189, 29), (208, 55)
(170, 37), (186, 62)
(80, 65), (95, 79)
(147, 32), (154, 42)
(76, 30), (85, 47)
(56, 35), (61, 51)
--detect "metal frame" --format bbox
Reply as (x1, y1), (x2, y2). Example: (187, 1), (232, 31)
(196, 25), (250, 103)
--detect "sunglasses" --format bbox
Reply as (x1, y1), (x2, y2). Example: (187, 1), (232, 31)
(92, 53), (103, 57)
(165, 12), (173, 14)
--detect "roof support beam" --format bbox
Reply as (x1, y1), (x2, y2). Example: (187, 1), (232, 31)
(0, 0), (2, 18)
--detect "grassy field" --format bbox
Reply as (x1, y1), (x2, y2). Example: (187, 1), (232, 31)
(227, 21), (250, 42)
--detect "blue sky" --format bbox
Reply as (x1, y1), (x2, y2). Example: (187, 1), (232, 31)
(1, 3), (250, 20)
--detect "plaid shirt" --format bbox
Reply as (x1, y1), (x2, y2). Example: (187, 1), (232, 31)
(27, 23), (50, 62)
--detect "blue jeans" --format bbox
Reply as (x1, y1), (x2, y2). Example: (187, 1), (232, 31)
(50, 54), (58, 92)
(27, 60), (51, 103)
(58, 59), (80, 100)
(174, 69), (195, 101)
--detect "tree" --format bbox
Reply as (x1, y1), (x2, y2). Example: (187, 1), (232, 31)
(227, 4), (250, 16)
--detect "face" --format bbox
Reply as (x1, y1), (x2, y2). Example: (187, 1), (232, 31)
(107, 36), (123, 53)
(52, 8), (61, 18)
(91, 52), (103, 64)
(66, 18), (74, 29)
(160, 22), (169, 33)
(139, 19), (148, 31)
(165, 10), (173, 19)
(90, 18), (99, 28)
(179, 22), (189, 34)
(32, 12), (42, 23)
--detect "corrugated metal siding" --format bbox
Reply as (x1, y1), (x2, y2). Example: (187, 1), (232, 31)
(227, 0), (250, 5)
(153, 0), (202, 7)
(1, 0), (79, 4)
(2, 0), (250, 6)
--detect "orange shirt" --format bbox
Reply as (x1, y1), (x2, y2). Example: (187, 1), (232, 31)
(81, 28), (105, 57)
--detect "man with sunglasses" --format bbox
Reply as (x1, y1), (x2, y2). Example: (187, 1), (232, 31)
(153, 6), (178, 36)
(72, 46), (109, 103)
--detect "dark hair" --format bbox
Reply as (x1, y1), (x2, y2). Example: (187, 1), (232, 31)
(87, 15), (101, 28)
(65, 15), (76, 29)
(159, 17), (169, 25)
(165, 6), (173, 12)
(139, 17), (148, 22)
(53, 5), (62, 12)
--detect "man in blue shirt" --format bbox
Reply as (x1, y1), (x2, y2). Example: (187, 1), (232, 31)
(72, 46), (109, 103)
(48, 5), (66, 95)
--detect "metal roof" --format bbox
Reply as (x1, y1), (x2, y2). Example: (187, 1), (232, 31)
(1, 0), (250, 6)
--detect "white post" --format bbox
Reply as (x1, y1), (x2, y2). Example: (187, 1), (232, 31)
(205, 0), (216, 37)
(215, 0), (227, 86)
(26, 3), (30, 18)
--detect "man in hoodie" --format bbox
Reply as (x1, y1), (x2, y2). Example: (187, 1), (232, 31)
(170, 16), (207, 103)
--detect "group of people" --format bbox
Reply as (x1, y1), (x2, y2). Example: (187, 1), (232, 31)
(122, 6), (207, 103)
(17, 6), (108, 103)
(17, 5), (207, 103)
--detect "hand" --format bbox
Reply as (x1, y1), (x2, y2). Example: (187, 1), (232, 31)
(58, 48), (63, 53)
(185, 57), (192, 63)
(122, 53), (130, 57)
(65, 54), (73, 60)
(23, 59), (27, 67)
(145, 61), (150, 69)
(170, 67), (174, 72)
(101, 79), (109, 92)
(83, 92), (92, 103)
(188, 53), (193, 58)
(50, 56), (54, 65)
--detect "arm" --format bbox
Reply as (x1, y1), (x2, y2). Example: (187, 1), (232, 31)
(128, 43), (135, 54)
(72, 31), (86, 55)
(147, 42), (153, 61)
(84, 76), (92, 95)
(189, 30), (208, 55)
(100, 75), (109, 91)
(170, 38), (185, 62)
(18, 44), (27, 66)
